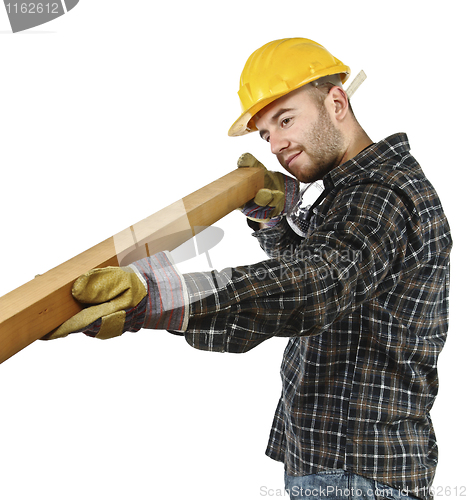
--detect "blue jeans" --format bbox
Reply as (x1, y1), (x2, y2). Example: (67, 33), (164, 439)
(284, 470), (419, 500)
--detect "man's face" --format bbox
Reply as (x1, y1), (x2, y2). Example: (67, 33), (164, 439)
(254, 85), (345, 183)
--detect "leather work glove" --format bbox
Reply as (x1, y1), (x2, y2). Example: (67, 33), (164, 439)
(237, 152), (300, 223)
(42, 252), (188, 340)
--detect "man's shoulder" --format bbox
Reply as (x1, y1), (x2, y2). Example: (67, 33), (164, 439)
(327, 133), (423, 189)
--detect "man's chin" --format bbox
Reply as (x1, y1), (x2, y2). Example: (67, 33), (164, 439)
(297, 163), (337, 183)
(293, 169), (322, 184)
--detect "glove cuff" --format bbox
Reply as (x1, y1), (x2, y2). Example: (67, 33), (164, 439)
(129, 251), (189, 332)
(283, 176), (300, 215)
(263, 216), (282, 228)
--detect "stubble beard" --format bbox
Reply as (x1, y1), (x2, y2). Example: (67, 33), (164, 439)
(300, 105), (345, 183)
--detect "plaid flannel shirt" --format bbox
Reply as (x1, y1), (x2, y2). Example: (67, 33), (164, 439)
(177, 134), (452, 500)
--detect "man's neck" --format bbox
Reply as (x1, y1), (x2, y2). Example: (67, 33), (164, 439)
(340, 130), (373, 165)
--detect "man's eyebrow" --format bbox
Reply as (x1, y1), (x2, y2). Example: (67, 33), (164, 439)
(271, 107), (295, 122)
(258, 107), (295, 140)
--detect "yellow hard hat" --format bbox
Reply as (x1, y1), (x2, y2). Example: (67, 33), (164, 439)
(228, 37), (350, 137)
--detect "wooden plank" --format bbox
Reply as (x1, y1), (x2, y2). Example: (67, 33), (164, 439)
(0, 167), (264, 364)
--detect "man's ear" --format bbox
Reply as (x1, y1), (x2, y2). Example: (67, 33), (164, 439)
(327, 86), (349, 122)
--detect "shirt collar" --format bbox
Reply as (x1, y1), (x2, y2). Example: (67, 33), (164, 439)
(323, 133), (411, 191)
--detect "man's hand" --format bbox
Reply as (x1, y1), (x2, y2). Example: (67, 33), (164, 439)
(237, 153), (299, 222)
(42, 252), (188, 340)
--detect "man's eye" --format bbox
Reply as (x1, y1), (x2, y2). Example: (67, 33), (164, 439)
(281, 118), (291, 127)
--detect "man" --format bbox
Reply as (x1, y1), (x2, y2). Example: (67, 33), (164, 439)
(45, 38), (452, 500)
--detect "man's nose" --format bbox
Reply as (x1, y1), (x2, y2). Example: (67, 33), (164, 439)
(270, 133), (289, 155)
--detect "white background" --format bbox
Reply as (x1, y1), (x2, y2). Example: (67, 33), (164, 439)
(0, 1), (466, 499)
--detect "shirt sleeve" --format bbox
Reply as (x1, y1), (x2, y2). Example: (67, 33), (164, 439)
(249, 217), (304, 259)
(181, 182), (416, 353)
